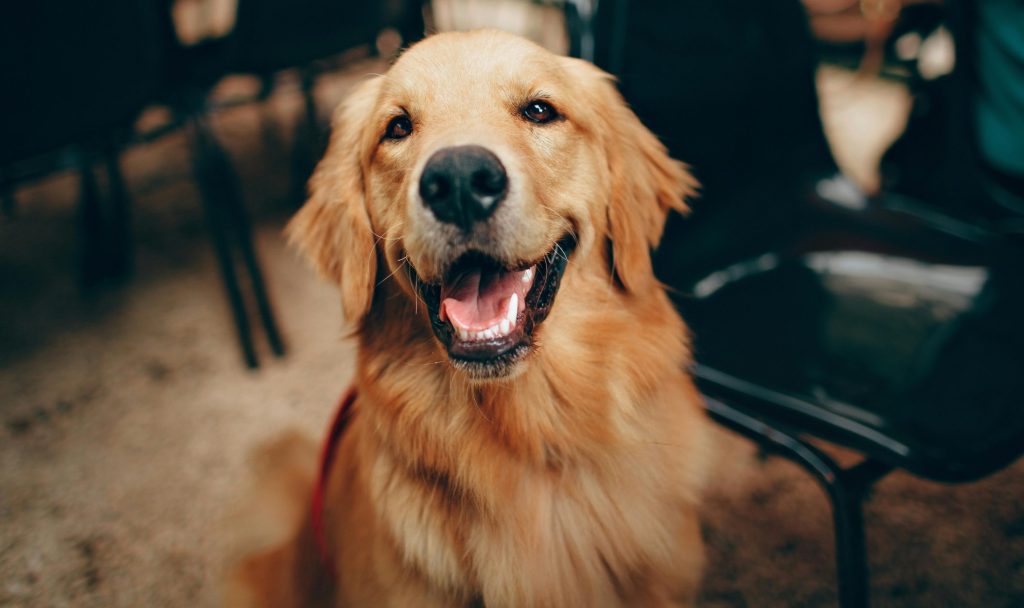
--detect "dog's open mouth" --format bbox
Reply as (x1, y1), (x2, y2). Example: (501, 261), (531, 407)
(414, 237), (575, 375)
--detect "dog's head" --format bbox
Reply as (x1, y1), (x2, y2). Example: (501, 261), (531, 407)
(290, 30), (695, 380)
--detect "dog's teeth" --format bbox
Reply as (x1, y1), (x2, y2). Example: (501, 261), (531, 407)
(506, 293), (518, 324)
(455, 317), (523, 342)
(522, 268), (533, 283)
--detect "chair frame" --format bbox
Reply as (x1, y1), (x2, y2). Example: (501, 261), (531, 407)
(566, 2), (1022, 606)
(700, 390), (892, 608)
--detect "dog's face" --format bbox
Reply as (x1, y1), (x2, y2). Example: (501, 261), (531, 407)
(290, 30), (694, 380)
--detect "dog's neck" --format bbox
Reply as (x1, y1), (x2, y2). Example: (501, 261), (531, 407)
(352, 273), (690, 473)
(345, 275), (702, 602)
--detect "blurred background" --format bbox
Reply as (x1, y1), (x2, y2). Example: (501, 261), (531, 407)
(1, 1), (1021, 606)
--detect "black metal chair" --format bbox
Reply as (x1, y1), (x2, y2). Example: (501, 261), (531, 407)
(569, 1), (1024, 606)
(0, 0), (166, 287)
(2, 2), (424, 368)
(677, 194), (1024, 607)
(0, 1), (284, 367)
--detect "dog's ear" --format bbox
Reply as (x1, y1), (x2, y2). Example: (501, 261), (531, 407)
(287, 76), (382, 324)
(567, 59), (696, 292)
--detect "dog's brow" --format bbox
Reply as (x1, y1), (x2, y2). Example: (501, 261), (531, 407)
(508, 88), (558, 114)
(382, 106), (409, 120)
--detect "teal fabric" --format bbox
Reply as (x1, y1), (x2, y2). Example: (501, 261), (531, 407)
(976, 0), (1024, 175)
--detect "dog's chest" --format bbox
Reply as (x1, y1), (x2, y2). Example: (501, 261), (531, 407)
(371, 452), (683, 606)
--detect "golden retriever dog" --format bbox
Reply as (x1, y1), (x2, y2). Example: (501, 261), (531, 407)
(229, 29), (708, 607)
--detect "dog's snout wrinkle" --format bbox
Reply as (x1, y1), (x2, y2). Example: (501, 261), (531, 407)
(419, 145), (508, 232)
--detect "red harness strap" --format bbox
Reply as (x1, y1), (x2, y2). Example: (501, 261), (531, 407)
(311, 387), (357, 576)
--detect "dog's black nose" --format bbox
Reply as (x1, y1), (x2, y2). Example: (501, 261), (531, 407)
(419, 145), (508, 231)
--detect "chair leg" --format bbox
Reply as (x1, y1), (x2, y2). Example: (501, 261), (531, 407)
(187, 116), (259, 368)
(77, 143), (135, 289)
(239, 231), (285, 357)
(289, 67), (322, 207)
(78, 155), (105, 289)
(188, 111), (287, 365)
(102, 141), (133, 280)
(774, 441), (873, 608)
(216, 155), (286, 358)
(257, 73), (287, 153)
(827, 460), (891, 608)
(702, 397), (894, 608)
(830, 483), (867, 607)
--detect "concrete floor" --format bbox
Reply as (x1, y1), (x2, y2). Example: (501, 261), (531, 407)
(1, 50), (1022, 608)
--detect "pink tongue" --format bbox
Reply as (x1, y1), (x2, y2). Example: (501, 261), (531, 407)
(441, 268), (528, 330)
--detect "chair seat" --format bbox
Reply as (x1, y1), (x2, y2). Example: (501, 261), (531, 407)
(677, 202), (1024, 483)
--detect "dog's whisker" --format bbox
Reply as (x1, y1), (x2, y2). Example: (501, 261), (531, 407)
(377, 258), (409, 287)
(534, 204), (579, 243)
(371, 223), (406, 244)
(553, 242), (571, 265)
(547, 214), (580, 247)
(411, 266), (420, 315)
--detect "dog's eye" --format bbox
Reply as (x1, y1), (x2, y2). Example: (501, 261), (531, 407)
(522, 100), (559, 124)
(384, 115), (413, 140)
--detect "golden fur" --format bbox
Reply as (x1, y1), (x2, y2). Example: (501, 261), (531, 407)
(228, 30), (708, 607)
